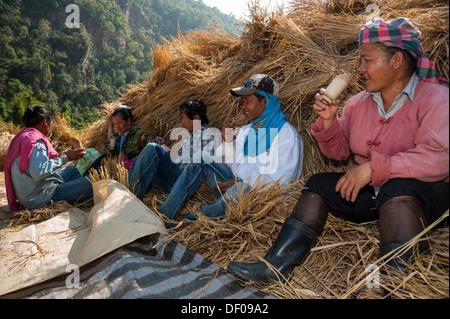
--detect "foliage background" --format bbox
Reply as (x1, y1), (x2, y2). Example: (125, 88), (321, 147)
(0, 0), (242, 129)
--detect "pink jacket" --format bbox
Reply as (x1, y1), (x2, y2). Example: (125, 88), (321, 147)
(4, 128), (58, 212)
(311, 80), (449, 187)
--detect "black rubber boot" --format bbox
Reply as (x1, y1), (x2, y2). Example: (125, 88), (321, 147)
(227, 191), (328, 284)
(379, 196), (429, 274)
(227, 217), (318, 284)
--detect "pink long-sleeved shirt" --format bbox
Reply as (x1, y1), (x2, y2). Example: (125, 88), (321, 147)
(311, 80), (449, 187)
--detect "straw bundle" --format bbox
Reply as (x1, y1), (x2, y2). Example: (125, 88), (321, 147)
(161, 173), (448, 299)
(47, 113), (82, 153)
(88, 154), (129, 189)
(0, 131), (14, 171)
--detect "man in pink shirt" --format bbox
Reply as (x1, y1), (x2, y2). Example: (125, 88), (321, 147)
(227, 18), (449, 287)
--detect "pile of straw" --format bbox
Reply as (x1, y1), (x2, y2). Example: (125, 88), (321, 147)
(88, 154), (130, 189)
(0, 114), (82, 170)
(2, 201), (74, 229)
(83, 0), (448, 176)
(0, 131), (14, 171)
(163, 184), (448, 299)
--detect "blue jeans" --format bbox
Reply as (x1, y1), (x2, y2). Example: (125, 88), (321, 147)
(159, 152), (250, 221)
(51, 167), (93, 205)
(128, 143), (182, 200)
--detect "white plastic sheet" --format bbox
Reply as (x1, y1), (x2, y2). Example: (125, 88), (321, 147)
(0, 180), (166, 296)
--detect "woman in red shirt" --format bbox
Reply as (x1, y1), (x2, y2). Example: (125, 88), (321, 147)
(227, 18), (449, 285)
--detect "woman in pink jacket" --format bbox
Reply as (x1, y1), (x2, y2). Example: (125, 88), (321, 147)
(227, 18), (449, 285)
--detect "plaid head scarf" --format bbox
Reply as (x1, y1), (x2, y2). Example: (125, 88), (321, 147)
(359, 18), (448, 86)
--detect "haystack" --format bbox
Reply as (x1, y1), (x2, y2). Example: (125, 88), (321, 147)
(1, 0), (448, 299)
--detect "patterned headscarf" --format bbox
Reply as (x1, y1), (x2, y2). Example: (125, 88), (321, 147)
(359, 18), (448, 86)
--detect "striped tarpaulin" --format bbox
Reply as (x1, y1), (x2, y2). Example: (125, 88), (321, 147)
(3, 233), (275, 300)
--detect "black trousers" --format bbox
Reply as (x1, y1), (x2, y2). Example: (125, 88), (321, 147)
(304, 173), (449, 226)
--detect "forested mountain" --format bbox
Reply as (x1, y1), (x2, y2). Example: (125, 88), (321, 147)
(0, 0), (242, 129)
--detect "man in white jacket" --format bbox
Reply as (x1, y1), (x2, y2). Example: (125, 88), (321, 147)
(158, 74), (303, 225)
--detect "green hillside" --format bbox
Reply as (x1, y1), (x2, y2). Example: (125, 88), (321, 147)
(0, 0), (242, 129)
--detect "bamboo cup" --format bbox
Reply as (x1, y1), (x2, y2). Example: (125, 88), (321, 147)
(322, 73), (355, 106)
(107, 127), (115, 150)
(71, 137), (83, 149)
